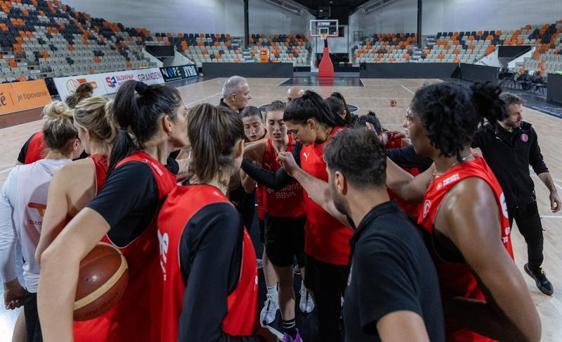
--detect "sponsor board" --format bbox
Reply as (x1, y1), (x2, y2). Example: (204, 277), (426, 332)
(159, 64), (198, 82)
(54, 68), (165, 100)
(0, 80), (51, 115)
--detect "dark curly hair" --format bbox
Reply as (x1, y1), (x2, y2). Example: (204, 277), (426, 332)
(411, 82), (506, 161)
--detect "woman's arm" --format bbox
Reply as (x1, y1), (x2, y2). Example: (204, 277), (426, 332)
(38, 208), (110, 341)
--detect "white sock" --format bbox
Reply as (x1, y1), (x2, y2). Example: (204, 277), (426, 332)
(267, 285), (278, 297)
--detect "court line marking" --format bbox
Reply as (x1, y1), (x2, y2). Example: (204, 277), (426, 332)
(541, 215), (562, 219)
(186, 92), (221, 107)
(0, 167), (13, 174)
(400, 84), (415, 95)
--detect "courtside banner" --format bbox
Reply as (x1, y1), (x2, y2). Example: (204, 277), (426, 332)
(160, 64), (198, 82)
(0, 80), (51, 115)
(54, 68), (165, 100)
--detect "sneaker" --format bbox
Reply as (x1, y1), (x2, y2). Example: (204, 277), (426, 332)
(260, 294), (279, 325)
(299, 285), (315, 314)
(282, 329), (303, 342)
(524, 263), (554, 296)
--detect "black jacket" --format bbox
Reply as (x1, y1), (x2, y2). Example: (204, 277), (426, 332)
(472, 121), (548, 209)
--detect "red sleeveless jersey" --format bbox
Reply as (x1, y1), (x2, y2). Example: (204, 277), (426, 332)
(157, 184), (258, 341)
(418, 156), (513, 342)
(75, 151), (176, 342)
(90, 154), (108, 193)
(24, 131), (46, 164)
(300, 127), (352, 265)
(262, 137), (304, 218)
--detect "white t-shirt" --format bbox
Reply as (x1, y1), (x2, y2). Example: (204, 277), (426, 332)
(0, 158), (71, 292)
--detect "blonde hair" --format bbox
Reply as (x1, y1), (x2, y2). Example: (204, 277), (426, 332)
(74, 96), (116, 147)
(42, 101), (78, 150)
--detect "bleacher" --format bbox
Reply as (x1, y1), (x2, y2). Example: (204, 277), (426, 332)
(247, 34), (309, 66)
(353, 20), (562, 74)
(353, 33), (417, 63)
(0, 0), (154, 82)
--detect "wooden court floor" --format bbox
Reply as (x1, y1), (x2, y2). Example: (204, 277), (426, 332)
(0, 78), (561, 341)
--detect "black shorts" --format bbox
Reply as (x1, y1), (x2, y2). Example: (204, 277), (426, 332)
(265, 214), (305, 267)
(24, 293), (43, 342)
(303, 255), (349, 296)
(258, 218), (265, 244)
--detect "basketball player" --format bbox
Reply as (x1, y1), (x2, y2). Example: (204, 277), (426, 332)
(157, 103), (269, 341)
(241, 91), (350, 342)
(16, 83), (92, 165)
(237, 105), (282, 325)
(35, 96), (114, 264)
(472, 93), (560, 295)
(319, 128), (445, 341)
(37, 80), (188, 341)
(386, 82), (541, 341)
(0, 102), (82, 341)
(241, 101), (309, 340)
(329, 92), (357, 126)
(220, 75), (252, 113)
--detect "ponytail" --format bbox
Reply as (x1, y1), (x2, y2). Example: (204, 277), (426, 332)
(470, 82), (507, 125)
(109, 80), (182, 171)
(188, 104), (245, 183)
(284, 90), (346, 127)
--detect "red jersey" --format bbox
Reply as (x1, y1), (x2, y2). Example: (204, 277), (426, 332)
(75, 151), (176, 342)
(418, 157), (513, 342)
(256, 185), (266, 221)
(90, 154), (108, 193)
(262, 137), (304, 218)
(157, 184), (258, 341)
(300, 127), (352, 266)
(23, 131), (46, 164)
(384, 131), (406, 150)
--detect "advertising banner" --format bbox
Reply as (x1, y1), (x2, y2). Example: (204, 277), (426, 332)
(159, 64), (197, 82)
(0, 80), (51, 115)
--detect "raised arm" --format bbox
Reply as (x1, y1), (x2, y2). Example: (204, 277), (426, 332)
(277, 151), (351, 227)
(438, 178), (541, 342)
(386, 157), (435, 202)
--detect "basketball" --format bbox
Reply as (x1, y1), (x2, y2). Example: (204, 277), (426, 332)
(390, 99), (397, 107)
(73, 243), (129, 321)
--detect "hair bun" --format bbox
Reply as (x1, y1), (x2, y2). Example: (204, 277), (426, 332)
(43, 101), (73, 121)
(135, 81), (149, 95)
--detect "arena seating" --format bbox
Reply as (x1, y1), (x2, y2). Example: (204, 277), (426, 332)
(247, 34), (309, 66)
(0, 0), (155, 82)
(353, 20), (562, 73)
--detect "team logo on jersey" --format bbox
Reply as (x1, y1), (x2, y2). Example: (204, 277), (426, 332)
(158, 230), (169, 280)
(499, 192), (509, 219)
(521, 133), (528, 142)
(422, 200), (431, 219)
(303, 152), (310, 161)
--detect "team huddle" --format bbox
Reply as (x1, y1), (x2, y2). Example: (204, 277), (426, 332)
(1, 75), (560, 341)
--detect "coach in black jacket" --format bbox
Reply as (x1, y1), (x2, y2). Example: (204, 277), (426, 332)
(472, 93), (560, 296)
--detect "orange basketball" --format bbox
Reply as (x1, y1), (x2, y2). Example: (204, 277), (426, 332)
(74, 243), (129, 321)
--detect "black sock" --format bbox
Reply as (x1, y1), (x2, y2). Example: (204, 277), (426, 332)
(282, 318), (297, 338)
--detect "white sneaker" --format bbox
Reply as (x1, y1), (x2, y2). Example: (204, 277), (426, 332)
(260, 293), (279, 325)
(299, 285), (315, 314)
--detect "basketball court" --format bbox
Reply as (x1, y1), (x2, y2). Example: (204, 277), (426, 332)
(1, 0), (562, 340)
(1, 75), (561, 340)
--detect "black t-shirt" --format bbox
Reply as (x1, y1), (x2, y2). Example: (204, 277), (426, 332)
(177, 203), (260, 341)
(344, 201), (444, 342)
(472, 122), (548, 208)
(87, 158), (179, 246)
(386, 145), (432, 172)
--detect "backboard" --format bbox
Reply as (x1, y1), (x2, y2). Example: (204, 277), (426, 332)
(309, 19), (339, 38)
